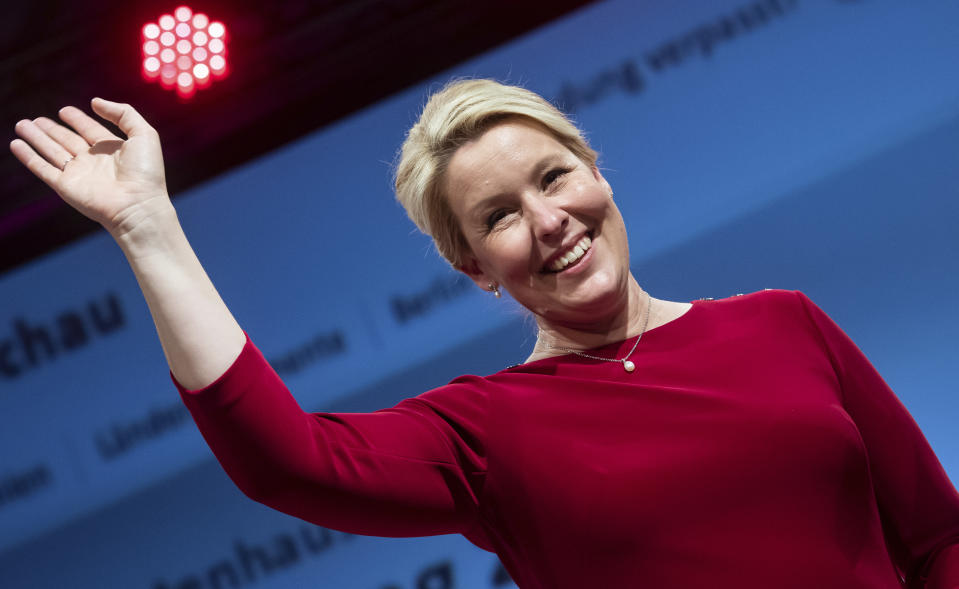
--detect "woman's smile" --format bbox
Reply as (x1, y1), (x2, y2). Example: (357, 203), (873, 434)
(543, 233), (593, 273)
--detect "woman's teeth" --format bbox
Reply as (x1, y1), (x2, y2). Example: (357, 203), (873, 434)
(549, 235), (592, 272)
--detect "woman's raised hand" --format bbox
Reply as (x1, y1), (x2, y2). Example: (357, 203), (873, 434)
(10, 98), (170, 237)
(12, 97), (245, 388)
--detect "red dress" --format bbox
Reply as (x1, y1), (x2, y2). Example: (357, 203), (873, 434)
(175, 290), (959, 588)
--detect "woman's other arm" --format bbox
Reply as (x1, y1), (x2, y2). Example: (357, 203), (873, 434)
(795, 292), (959, 589)
(10, 99), (244, 389)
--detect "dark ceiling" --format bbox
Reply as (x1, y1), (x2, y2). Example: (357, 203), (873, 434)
(1, 0), (596, 276)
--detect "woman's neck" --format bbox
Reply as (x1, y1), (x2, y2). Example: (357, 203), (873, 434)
(526, 276), (651, 362)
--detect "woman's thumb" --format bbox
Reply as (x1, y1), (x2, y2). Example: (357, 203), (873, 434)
(91, 98), (155, 138)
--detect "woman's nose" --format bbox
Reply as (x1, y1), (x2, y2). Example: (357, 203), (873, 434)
(528, 197), (568, 241)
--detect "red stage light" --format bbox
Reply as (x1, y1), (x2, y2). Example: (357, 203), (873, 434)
(141, 6), (228, 98)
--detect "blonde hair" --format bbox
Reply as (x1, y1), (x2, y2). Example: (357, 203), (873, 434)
(394, 79), (598, 269)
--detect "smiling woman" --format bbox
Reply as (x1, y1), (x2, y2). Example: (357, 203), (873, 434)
(9, 80), (959, 588)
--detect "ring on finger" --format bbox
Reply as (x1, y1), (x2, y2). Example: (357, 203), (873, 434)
(61, 156), (74, 170)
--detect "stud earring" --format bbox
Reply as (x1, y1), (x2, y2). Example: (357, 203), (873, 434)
(488, 283), (501, 298)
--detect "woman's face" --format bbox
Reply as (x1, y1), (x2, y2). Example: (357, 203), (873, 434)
(445, 117), (632, 329)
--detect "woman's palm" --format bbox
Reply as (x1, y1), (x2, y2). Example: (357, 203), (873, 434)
(10, 98), (169, 231)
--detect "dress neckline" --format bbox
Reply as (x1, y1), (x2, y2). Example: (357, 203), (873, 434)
(504, 298), (705, 371)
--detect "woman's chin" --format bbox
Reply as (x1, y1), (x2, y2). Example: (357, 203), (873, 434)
(533, 281), (629, 327)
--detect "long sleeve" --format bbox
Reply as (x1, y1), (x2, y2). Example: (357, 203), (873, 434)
(173, 333), (488, 540)
(797, 292), (959, 589)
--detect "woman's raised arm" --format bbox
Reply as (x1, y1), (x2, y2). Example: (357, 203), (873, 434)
(10, 98), (245, 389)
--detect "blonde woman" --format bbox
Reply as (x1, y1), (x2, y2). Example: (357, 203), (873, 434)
(11, 80), (959, 588)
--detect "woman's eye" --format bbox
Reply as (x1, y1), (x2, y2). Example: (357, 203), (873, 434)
(486, 209), (508, 229)
(542, 167), (571, 189)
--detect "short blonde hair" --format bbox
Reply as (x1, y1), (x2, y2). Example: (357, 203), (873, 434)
(394, 79), (598, 269)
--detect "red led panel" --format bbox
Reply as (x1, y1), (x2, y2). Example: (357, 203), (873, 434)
(141, 6), (229, 98)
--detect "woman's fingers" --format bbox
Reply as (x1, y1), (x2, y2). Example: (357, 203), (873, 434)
(58, 105), (121, 145)
(9, 138), (63, 189)
(34, 116), (89, 156)
(13, 119), (74, 171)
(89, 98), (156, 139)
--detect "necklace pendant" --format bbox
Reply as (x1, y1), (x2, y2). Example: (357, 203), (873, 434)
(623, 360), (635, 372)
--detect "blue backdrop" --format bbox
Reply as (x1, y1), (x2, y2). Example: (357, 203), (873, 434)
(1, 1), (957, 587)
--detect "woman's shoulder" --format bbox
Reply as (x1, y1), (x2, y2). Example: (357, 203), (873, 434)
(686, 288), (825, 338)
(405, 373), (492, 413)
(697, 287), (801, 303)
(697, 288), (812, 312)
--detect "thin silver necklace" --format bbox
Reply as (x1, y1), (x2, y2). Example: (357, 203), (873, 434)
(546, 291), (652, 373)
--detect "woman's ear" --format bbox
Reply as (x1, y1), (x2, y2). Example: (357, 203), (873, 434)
(455, 255), (496, 293)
